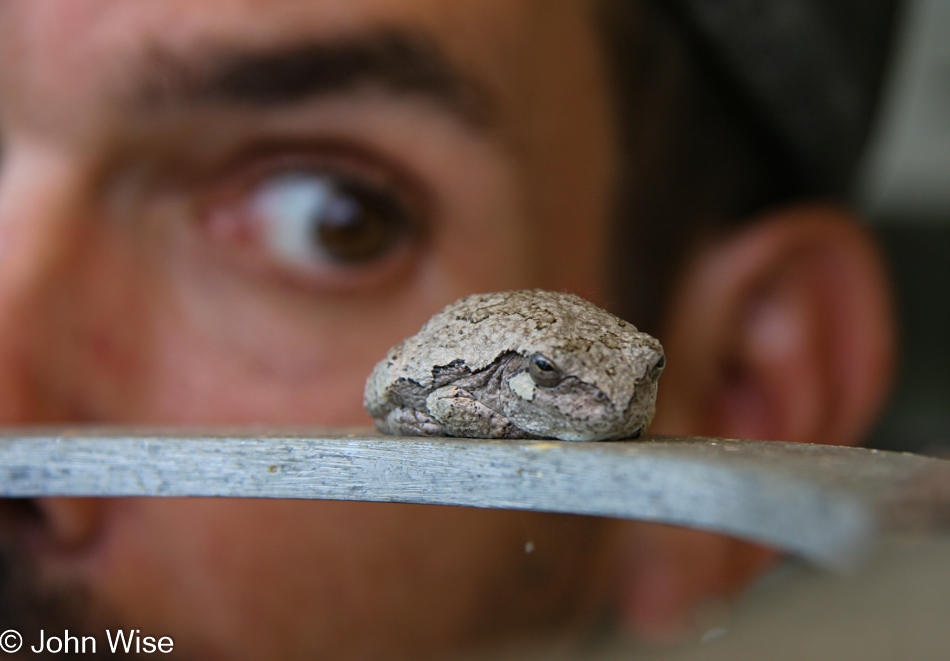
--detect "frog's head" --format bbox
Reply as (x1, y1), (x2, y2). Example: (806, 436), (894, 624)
(501, 335), (665, 441)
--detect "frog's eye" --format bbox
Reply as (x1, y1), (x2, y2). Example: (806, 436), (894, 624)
(528, 353), (563, 387)
(654, 354), (666, 372)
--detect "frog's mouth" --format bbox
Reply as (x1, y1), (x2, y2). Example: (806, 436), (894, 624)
(499, 374), (624, 440)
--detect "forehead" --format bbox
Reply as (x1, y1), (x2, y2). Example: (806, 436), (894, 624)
(0, 0), (603, 129)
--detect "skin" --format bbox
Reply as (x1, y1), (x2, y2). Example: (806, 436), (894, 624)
(0, 0), (896, 659)
(0, 1), (618, 659)
(365, 290), (665, 441)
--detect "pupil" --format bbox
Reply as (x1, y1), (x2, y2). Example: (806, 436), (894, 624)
(314, 182), (395, 263)
(528, 353), (562, 388)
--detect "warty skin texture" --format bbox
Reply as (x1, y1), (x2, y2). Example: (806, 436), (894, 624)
(365, 290), (665, 441)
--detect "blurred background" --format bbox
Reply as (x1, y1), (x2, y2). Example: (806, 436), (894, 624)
(581, 4), (950, 657)
(855, 0), (950, 456)
(673, 0), (949, 456)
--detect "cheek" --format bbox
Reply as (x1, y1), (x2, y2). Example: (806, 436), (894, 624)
(23, 230), (156, 422)
(29, 201), (600, 428)
(136, 218), (531, 426)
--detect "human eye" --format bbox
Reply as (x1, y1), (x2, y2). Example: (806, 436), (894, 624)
(200, 154), (424, 291)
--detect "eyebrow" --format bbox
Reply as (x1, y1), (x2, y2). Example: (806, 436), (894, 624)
(137, 30), (494, 129)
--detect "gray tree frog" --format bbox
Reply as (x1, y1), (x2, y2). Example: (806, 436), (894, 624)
(364, 290), (665, 441)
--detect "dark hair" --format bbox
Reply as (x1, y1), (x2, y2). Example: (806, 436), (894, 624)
(596, 0), (895, 333)
(596, 1), (794, 333)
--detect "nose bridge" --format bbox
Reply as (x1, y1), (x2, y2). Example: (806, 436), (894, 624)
(0, 145), (88, 422)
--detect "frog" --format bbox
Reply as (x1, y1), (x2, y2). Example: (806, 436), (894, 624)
(363, 290), (665, 441)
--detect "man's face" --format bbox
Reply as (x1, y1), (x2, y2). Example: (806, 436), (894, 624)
(0, 0), (620, 658)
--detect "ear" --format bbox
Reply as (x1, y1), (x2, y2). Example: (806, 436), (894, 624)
(609, 206), (896, 643)
(653, 204), (895, 445)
